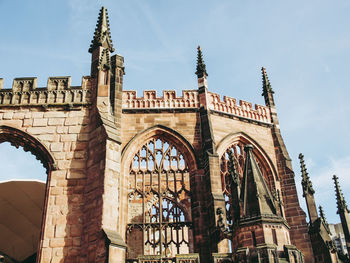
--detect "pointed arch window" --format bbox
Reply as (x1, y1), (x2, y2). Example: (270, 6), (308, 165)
(126, 137), (193, 260)
(220, 141), (275, 225)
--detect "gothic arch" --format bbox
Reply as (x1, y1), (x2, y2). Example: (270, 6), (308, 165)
(217, 132), (280, 230)
(122, 125), (198, 171)
(121, 125), (198, 259)
(0, 125), (56, 174)
(0, 125), (56, 262)
(216, 131), (278, 181)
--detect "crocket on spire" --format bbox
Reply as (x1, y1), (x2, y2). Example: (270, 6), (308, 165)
(89, 6), (115, 53)
(195, 46), (208, 78)
(319, 205), (330, 232)
(261, 67), (275, 107)
(299, 153), (315, 197)
(333, 175), (349, 214)
(261, 67), (274, 95)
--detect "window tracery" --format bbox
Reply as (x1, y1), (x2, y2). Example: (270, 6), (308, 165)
(127, 137), (193, 259)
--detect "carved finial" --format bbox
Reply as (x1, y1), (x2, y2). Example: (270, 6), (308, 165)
(89, 7), (115, 53)
(228, 150), (239, 186)
(333, 175), (349, 214)
(195, 46), (208, 78)
(261, 67), (274, 95)
(299, 153), (315, 197)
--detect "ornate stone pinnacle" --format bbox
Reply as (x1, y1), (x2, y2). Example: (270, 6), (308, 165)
(228, 150), (239, 186)
(195, 46), (208, 78)
(333, 175), (349, 214)
(89, 6), (115, 53)
(261, 67), (274, 96)
(299, 153), (315, 197)
(319, 205), (329, 226)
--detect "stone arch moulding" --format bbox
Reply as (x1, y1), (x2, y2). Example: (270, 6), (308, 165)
(121, 124), (199, 171)
(122, 125), (198, 259)
(216, 131), (279, 181)
(0, 125), (56, 174)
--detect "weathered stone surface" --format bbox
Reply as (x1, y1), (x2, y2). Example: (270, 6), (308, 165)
(0, 7), (315, 263)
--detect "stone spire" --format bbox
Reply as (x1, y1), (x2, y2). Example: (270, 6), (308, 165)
(299, 153), (318, 224)
(333, 175), (349, 214)
(333, 175), (350, 255)
(240, 144), (276, 217)
(228, 150), (241, 221)
(299, 153), (315, 197)
(261, 67), (275, 107)
(319, 205), (330, 230)
(195, 46), (208, 78)
(89, 6), (115, 53)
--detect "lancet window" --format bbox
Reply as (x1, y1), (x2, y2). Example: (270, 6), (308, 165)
(126, 137), (193, 260)
(220, 141), (275, 225)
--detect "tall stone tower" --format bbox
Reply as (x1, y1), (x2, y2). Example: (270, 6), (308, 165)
(0, 6), (317, 263)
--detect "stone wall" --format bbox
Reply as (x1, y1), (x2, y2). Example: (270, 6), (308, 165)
(0, 73), (313, 262)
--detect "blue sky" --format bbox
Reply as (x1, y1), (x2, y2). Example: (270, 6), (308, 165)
(1, 0), (350, 223)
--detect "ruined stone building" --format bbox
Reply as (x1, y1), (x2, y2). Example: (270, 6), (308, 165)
(1, 6), (347, 263)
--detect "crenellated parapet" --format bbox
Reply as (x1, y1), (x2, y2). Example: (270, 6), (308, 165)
(122, 90), (200, 109)
(0, 76), (92, 107)
(122, 89), (271, 124)
(207, 92), (271, 123)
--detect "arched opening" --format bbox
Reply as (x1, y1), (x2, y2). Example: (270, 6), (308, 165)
(220, 140), (276, 222)
(0, 126), (54, 263)
(217, 134), (279, 253)
(126, 136), (194, 261)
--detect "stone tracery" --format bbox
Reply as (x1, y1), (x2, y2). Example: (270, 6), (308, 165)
(126, 136), (193, 260)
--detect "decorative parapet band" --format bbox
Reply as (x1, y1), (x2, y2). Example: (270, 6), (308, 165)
(122, 90), (271, 124)
(208, 92), (271, 123)
(0, 76), (92, 107)
(122, 90), (200, 109)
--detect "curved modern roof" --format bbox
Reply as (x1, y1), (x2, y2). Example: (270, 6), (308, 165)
(0, 180), (45, 262)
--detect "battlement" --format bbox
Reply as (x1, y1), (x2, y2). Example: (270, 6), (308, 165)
(0, 76), (92, 107)
(122, 90), (200, 109)
(122, 90), (271, 124)
(0, 77), (271, 123)
(207, 92), (271, 123)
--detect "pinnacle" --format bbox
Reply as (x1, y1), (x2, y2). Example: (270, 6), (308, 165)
(89, 6), (115, 53)
(319, 205), (326, 221)
(195, 46), (208, 78)
(333, 175), (349, 213)
(319, 205), (330, 230)
(299, 153), (315, 196)
(261, 67), (274, 96)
